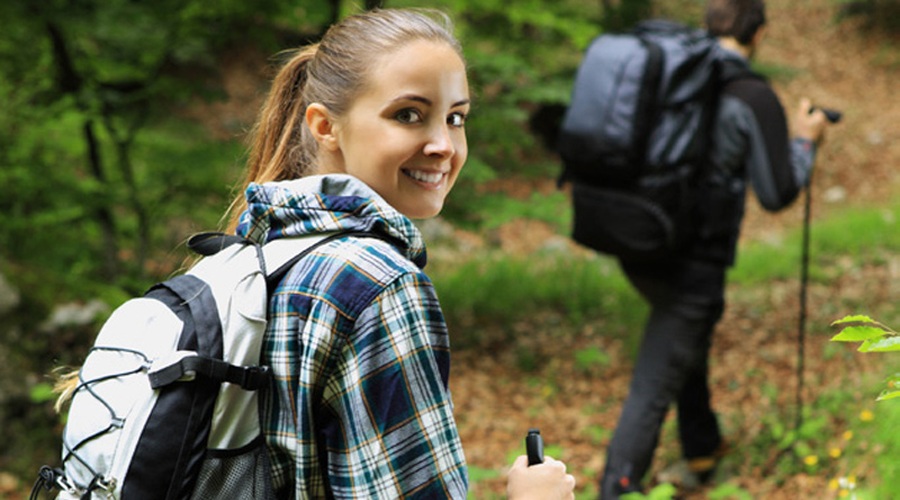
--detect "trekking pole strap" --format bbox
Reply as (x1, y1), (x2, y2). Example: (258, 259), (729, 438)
(149, 354), (271, 390)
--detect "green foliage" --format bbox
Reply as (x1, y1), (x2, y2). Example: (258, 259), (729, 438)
(867, 403), (900, 496)
(832, 315), (900, 401)
(574, 346), (611, 373)
(621, 483), (677, 500)
(707, 482), (753, 500)
(29, 382), (57, 404)
(0, 0), (329, 295)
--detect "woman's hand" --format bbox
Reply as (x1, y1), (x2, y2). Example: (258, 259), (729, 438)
(506, 455), (576, 500)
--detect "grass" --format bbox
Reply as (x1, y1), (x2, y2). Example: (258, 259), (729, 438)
(431, 248), (645, 348)
(729, 201), (900, 286)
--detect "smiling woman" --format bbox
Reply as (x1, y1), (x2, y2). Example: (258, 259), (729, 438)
(215, 8), (573, 500)
(308, 39), (470, 218)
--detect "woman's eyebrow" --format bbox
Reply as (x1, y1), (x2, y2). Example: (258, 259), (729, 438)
(391, 94), (471, 108)
(392, 94), (431, 105)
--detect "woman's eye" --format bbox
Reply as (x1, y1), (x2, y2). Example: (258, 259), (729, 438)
(395, 109), (423, 124)
(448, 112), (467, 127)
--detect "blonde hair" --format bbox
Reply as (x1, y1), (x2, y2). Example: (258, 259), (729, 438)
(224, 8), (463, 232)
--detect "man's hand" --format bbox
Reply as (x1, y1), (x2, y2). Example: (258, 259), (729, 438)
(794, 97), (831, 143)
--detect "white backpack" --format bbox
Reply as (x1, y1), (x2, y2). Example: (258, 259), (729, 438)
(34, 231), (360, 500)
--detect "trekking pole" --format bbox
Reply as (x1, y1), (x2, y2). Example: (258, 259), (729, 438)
(795, 180), (812, 433)
(795, 106), (841, 433)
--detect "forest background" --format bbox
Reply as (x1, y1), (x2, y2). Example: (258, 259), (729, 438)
(0, 0), (898, 498)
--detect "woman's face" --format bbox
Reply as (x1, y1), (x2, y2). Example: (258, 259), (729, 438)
(324, 40), (470, 219)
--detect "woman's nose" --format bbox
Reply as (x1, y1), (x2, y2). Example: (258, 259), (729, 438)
(424, 124), (455, 158)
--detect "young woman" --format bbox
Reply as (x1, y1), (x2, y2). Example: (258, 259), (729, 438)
(225, 8), (575, 499)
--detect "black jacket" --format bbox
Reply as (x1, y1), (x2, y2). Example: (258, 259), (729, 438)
(690, 48), (816, 265)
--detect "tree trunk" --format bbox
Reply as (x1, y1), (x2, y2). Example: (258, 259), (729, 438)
(83, 120), (120, 279)
(110, 130), (150, 277)
(48, 21), (120, 279)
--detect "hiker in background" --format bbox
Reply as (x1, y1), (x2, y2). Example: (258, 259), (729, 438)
(223, 8), (574, 499)
(596, 0), (832, 497)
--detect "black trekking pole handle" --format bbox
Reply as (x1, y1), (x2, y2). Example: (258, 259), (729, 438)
(526, 428), (544, 466)
(810, 106), (842, 124)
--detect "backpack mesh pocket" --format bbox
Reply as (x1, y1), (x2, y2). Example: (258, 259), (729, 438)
(191, 435), (276, 500)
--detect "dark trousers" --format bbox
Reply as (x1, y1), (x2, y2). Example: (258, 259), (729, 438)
(599, 258), (726, 499)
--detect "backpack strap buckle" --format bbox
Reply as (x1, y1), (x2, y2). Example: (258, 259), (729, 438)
(149, 353), (271, 391)
(232, 365), (271, 391)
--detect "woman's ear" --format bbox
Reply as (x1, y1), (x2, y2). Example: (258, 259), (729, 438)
(306, 103), (340, 151)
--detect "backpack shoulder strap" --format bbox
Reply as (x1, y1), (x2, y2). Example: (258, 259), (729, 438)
(262, 230), (400, 291)
(186, 229), (401, 292)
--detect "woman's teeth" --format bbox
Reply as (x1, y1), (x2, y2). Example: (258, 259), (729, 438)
(405, 170), (443, 184)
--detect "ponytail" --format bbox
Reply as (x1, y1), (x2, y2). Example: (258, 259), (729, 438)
(224, 45), (319, 233)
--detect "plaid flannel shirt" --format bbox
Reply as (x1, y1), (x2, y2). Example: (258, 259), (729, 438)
(237, 175), (468, 499)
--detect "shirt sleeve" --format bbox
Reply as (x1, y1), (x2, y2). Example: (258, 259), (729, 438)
(319, 271), (468, 499)
(717, 78), (817, 212)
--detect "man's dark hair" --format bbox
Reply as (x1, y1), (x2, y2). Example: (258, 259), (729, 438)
(705, 0), (767, 45)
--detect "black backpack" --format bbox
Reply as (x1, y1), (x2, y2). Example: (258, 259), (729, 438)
(557, 19), (723, 261)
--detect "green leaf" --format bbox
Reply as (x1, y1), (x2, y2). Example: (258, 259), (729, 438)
(876, 389), (900, 402)
(832, 325), (891, 342)
(831, 314), (876, 326)
(858, 335), (900, 353)
(831, 316), (896, 337)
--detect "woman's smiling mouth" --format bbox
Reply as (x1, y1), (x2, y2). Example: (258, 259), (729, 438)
(404, 169), (445, 185)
